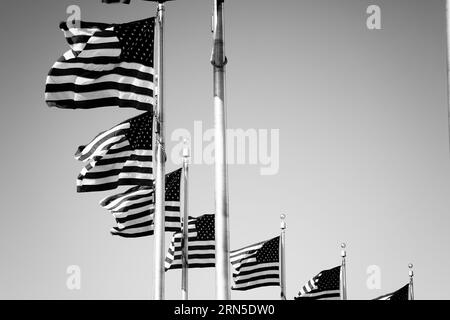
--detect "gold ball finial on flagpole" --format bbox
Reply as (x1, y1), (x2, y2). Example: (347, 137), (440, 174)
(280, 214), (286, 230)
(341, 243), (347, 258)
(409, 263), (414, 277)
(182, 138), (190, 159)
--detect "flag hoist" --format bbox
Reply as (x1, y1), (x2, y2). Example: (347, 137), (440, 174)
(279, 214), (287, 300)
(181, 140), (190, 300)
(211, 0), (231, 300)
(408, 263), (414, 300)
(153, 0), (172, 300)
(340, 243), (347, 300)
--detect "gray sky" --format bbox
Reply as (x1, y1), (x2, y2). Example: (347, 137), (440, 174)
(1, 0), (450, 300)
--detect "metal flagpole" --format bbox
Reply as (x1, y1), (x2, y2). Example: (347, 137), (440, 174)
(211, 0), (230, 300)
(340, 243), (347, 300)
(408, 263), (414, 300)
(181, 140), (190, 300)
(279, 214), (287, 300)
(445, 0), (450, 149)
(153, 0), (166, 300)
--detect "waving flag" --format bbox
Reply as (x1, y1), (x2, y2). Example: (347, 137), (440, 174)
(76, 111), (153, 192)
(165, 214), (215, 270)
(45, 18), (155, 110)
(374, 284), (409, 300)
(230, 236), (280, 291)
(99, 168), (182, 237)
(295, 266), (341, 300)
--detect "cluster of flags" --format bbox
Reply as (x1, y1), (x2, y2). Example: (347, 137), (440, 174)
(44, 2), (415, 300)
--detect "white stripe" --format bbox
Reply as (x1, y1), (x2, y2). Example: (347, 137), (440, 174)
(46, 74), (155, 92)
(45, 89), (155, 103)
(64, 27), (100, 38)
(78, 171), (153, 186)
(112, 225), (153, 235)
(101, 188), (152, 210)
(89, 36), (118, 44)
(116, 215), (152, 229)
(232, 278), (279, 289)
(230, 243), (264, 262)
(79, 123), (129, 156)
(109, 140), (131, 150)
(165, 201), (181, 207)
(48, 61), (155, 75)
(110, 194), (153, 213)
(234, 269), (279, 283)
(112, 206), (154, 219)
(78, 48), (121, 58)
(77, 134), (127, 162)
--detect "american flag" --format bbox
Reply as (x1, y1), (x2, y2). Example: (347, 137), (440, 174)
(373, 284), (409, 300)
(99, 168), (182, 237)
(230, 236), (280, 291)
(165, 214), (215, 271)
(45, 18), (155, 110)
(75, 112), (153, 192)
(295, 266), (341, 300)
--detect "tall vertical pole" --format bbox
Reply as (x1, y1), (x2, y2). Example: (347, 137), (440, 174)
(445, 0), (450, 149)
(279, 214), (287, 300)
(340, 243), (347, 300)
(211, 0), (230, 300)
(408, 263), (414, 300)
(181, 140), (190, 300)
(153, 1), (166, 300)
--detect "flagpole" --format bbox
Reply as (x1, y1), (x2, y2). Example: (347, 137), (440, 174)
(408, 263), (414, 300)
(211, 0), (231, 300)
(153, 0), (166, 300)
(445, 0), (450, 149)
(279, 214), (287, 300)
(340, 243), (347, 300)
(181, 140), (190, 300)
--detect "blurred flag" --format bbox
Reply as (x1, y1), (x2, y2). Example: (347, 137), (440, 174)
(45, 18), (155, 110)
(165, 214), (215, 270)
(99, 168), (182, 237)
(230, 236), (280, 291)
(294, 266), (341, 300)
(373, 284), (409, 300)
(76, 112), (153, 192)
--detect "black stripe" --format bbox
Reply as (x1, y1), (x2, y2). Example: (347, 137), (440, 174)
(83, 42), (120, 51)
(66, 35), (91, 45)
(46, 98), (153, 111)
(74, 132), (127, 161)
(111, 229), (154, 238)
(47, 66), (154, 82)
(106, 144), (133, 155)
(45, 82), (154, 97)
(235, 265), (279, 277)
(168, 263), (215, 270)
(77, 178), (153, 192)
(232, 281), (280, 291)
(296, 292), (340, 300)
(83, 166), (152, 180)
(127, 155), (153, 162)
(112, 199), (154, 213)
(235, 274), (280, 285)
(115, 210), (152, 223)
(60, 21), (112, 31)
(165, 206), (180, 212)
(174, 244), (215, 251)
